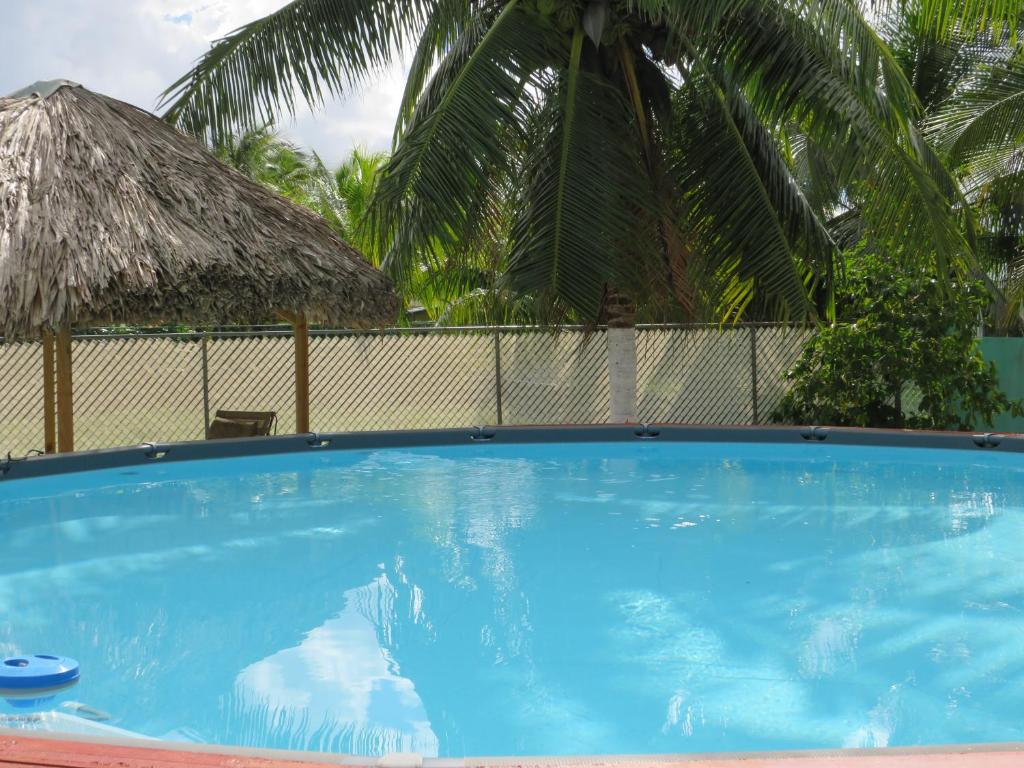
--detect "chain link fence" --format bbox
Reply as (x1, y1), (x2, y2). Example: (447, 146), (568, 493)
(635, 325), (812, 424)
(0, 324), (811, 457)
(1, 341), (43, 456)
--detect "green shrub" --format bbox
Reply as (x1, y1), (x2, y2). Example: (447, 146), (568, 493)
(774, 248), (1022, 430)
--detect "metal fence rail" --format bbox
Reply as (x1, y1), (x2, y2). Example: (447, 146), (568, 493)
(0, 324), (811, 457)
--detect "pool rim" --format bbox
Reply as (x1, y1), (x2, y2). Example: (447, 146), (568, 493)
(1, 423), (1020, 483)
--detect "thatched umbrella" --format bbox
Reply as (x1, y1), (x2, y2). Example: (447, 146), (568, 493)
(0, 80), (400, 453)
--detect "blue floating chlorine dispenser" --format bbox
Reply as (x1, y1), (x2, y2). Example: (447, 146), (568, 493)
(0, 655), (80, 708)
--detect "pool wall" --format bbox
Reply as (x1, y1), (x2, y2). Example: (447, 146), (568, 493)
(1, 423), (1021, 482)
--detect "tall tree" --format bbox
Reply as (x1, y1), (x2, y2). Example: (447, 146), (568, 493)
(214, 126), (317, 204)
(164, 0), (973, 419)
(898, 0), (1024, 327)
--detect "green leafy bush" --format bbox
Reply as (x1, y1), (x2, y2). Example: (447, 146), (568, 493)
(775, 249), (1022, 430)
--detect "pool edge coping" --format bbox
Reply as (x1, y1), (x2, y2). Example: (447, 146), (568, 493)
(3, 424), (1022, 482)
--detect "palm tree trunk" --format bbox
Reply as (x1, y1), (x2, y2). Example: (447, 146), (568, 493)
(606, 292), (637, 423)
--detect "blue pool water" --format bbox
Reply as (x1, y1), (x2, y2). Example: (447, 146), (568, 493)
(1, 441), (1023, 756)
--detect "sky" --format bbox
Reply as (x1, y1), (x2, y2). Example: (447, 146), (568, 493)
(0, 0), (408, 165)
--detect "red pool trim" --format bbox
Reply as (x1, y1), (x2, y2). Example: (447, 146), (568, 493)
(0, 734), (350, 767)
(1, 736), (1023, 768)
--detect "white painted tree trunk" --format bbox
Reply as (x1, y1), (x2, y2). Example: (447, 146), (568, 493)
(607, 326), (637, 423)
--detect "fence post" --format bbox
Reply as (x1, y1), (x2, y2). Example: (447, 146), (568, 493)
(201, 333), (211, 438)
(55, 325), (74, 453)
(749, 326), (759, 425)
(493, 329), (504, 425)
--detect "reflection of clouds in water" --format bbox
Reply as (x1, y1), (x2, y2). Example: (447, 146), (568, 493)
(799, 615), (861, 678)
(232, 574), (438, 757)
(843, 684), (903, 748)
(610, 589), (889, 747)
(458, 458), (538, 662)
(613, 501), (1024, 749)
(663, 692), (703, 736)
(484, 662), (613, 753)
(9, 514), (178, 547)
(948, 491), (998, 535)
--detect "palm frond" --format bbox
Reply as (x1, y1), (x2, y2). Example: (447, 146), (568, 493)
(878, 1), (1007, 111)
(505, 33), (653, 319)
(668, 73), (829, 320)
(877, 0), (1023, 40)
(623, 0), (748, 49)
(928, 61), (1024, 167)
(783, 125), (850, 218)
(160, 0), (433, 139)
(708, 0), (973, 278)
(371, 2), (556, 286)
(393, 0), (478, 144)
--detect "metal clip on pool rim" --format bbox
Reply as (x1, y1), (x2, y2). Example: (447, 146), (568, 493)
(1, 450), (43, 476)
(634, 424), (660, 439)
(800, 426), (829, 441)
(470, 426), (495, 442)
(142, 443), (170, 460)
(972, 432), (1003, 448)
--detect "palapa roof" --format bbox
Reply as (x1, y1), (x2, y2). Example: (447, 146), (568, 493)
(0, 80), (399, 338)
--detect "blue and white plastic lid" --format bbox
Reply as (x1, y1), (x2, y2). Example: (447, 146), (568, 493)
(0, 655), (79, 692)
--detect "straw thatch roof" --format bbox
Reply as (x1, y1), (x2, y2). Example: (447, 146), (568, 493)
(0, 80), (399, 338)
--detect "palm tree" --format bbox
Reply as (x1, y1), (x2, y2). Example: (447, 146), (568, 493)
(215, 131), (381, 250)
(785, 1), (1011, 250)
(163, 0), (975, 421)
(887, 0), (1024, 327)
(213, 126), (318, 204)
(300, 148), (389, 262)
(216, 135), (506, 322)
(928, 59), (1024, 327)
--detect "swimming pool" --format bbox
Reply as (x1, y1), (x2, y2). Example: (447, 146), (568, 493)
(1, 427), (1022, 757)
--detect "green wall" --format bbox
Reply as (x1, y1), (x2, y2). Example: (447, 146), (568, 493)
(979, 337), (1024, 432)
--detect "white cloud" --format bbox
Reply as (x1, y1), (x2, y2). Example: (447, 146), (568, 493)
(0, 0), (406, 165)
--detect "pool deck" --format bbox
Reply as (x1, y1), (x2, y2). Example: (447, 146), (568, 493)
(1, 736), (1023, 768)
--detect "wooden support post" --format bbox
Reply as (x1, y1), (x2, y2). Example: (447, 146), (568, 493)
(42, 331), (56, 454)
(293, 313), (310, 434)
(278, 310), (311, 434)
(55, 325), (74, 453)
